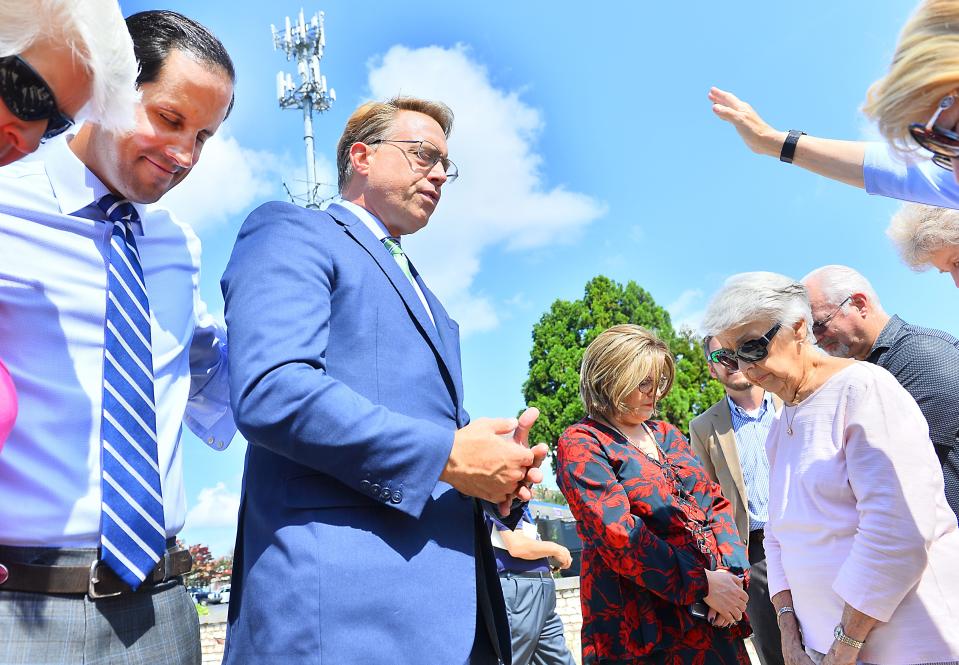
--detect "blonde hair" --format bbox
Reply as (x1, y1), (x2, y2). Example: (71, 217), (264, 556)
(887, 202), (959, 269)
(0, 0), (139, 133)
(578, 324), (675, 422)
(336, 97), (454, 192)
(863, 0), (959, 153)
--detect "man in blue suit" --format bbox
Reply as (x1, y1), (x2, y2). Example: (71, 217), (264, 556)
(221, 97), (549, 664)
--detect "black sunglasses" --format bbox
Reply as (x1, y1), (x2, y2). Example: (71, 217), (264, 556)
(811, 295), (850, 338)
(0, 55), (74, 141)
(909, 94), (959, 172)
(707, 323), (782, 371)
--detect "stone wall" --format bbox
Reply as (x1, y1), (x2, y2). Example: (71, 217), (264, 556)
(199, 577), (585, 665)
(553, 576), (583, 665)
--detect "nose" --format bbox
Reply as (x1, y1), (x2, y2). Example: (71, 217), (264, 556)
(426, 160), (448, 185)
(164, 139), (195, 171)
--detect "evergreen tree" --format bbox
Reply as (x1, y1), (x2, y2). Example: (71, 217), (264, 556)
(522, 275), (723, 450)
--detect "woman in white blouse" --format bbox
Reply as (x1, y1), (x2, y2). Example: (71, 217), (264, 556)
(701, 271), (959, 665)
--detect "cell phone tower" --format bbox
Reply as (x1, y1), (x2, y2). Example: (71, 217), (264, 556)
(271, 9), (336, 208)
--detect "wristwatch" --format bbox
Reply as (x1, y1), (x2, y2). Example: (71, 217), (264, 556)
(834, 624), (865, 649)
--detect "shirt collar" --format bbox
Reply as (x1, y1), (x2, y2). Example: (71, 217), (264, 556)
(43, 132), (146, 227)
(726, 392), (773, 419)
(331, 197), (392, 241)
(868, 314), (905, 359)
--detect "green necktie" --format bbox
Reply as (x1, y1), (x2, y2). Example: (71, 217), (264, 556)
(382, 237), (415, 285)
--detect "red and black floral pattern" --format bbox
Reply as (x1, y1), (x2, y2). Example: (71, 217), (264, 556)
(556, 418), (751, 664)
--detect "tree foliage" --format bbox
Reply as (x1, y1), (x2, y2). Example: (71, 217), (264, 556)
(522, 275), (724, 450)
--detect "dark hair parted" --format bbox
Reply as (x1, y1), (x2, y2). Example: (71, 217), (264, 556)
(125, 10), (236, 117)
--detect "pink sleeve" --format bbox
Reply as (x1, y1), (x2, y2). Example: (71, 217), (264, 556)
(832, 369), (943, 621)
(0, 359), (17, 451)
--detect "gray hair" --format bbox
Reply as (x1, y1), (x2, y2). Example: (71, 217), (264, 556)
(801, 264), (884, 313)
(887, 203), (959, 271)
(701, 271), (813, 339)
(0, 0), (139, 133)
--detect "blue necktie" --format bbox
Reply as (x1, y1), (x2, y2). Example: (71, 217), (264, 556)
(96, 194), (165, 590)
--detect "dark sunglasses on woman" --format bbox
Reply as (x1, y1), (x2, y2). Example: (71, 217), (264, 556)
(0, 55), (74, 141)
(909, 94), (959, 171)
(707, 322), (782, 372)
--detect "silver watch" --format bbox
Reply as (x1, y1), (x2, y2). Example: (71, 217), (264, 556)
(834, 624), (865, 649)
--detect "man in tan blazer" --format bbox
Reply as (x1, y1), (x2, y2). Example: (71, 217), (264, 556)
(689, 336), (783, 665)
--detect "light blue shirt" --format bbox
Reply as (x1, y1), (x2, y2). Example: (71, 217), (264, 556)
(0, 134), (235, 547)
(726, 393), (774, 532)
(864, 141), (959, 209)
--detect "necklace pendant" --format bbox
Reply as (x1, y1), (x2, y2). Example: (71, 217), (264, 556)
(786, 426), (793, 436)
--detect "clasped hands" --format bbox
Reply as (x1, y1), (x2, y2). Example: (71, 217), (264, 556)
(703, 568), (749, 628)
(441, 407), (548, 515)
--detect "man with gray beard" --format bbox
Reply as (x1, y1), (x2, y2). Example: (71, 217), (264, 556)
(802, 264), (959, 521)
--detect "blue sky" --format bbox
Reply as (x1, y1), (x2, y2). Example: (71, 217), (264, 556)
(119, 1), (957, 555)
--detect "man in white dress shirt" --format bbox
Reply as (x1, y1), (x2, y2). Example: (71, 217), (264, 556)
(0, 10), (236, 665)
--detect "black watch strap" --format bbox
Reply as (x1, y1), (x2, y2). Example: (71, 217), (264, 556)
(779, 129), (806, 164)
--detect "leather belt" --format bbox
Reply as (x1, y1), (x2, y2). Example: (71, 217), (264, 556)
(499, 570), (550, 579)
(0, 547), (193, 599)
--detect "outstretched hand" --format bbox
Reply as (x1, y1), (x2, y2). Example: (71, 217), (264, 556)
(708, 87), (786, 157)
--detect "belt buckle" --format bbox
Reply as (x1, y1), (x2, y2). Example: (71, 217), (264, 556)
(88, 561), (123, 599)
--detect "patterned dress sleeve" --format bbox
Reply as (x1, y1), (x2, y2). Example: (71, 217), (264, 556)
(556, 423), (710, 606)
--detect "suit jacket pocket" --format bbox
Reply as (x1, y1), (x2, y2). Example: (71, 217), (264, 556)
(284, 473), (378, 509)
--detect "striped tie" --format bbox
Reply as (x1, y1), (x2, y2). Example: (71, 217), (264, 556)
(382, 236), (415, 285)
(96, 194), (165, 590)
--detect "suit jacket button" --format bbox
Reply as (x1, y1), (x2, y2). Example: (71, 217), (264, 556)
(391, 490), (403, 504)
(380, 488), (392, 501)
(0, 563), (8, 585)
(371, 484), (380, 496)
(360, 480), (371, 492)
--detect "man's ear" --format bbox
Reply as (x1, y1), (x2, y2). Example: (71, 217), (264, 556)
(349, 142), (373, 177)
(849, 292), (869, 317)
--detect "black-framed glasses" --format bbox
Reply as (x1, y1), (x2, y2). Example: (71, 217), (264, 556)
(707, 323), (782, 371)
(0, 55), (74, 141)
(909, 94), (959, 172)
(811, 295), (851, 338)
(369, 139), (459, 182)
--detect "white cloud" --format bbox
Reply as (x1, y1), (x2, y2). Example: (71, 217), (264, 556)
(365, 45), (606, 335)
(158, 129), (337, 232)
(185, 482), (240, 529)
(667, 288), (705, 334)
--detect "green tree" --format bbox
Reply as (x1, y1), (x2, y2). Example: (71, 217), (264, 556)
(522, 275), (724, 450)
(184, 544), (215, 588)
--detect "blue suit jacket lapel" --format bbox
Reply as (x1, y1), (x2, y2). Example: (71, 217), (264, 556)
(418, 279), (465, 412)
(327, 203), (459, 396)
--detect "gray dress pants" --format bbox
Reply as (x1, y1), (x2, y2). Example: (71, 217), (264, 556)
(500, 573), (575, 665)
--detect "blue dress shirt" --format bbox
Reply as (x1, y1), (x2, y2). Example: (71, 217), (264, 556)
(0, 135), (235, 547)
(864, 141), (959, 209)
(727, 394), (774, 531)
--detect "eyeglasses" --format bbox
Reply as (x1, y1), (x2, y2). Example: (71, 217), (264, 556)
(369, 139), (459, 182)
(811, 295), (851, 338)
(0, 55), (74, 141)
(707, 323), (782, 371)
(637, 374), (670, 397)
(909, 94), (959, 171)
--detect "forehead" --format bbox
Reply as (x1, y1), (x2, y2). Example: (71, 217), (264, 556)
(929, 244), (959, 268)
(140, 49), (233, 116)
(388, 110), (447, 146)
(713, 320), (773, 348)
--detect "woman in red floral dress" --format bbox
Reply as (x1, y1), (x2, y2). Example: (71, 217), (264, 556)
(557, 324), (752, 664)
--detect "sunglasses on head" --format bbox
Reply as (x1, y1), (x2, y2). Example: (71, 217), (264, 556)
(0, 55), (74, 141)
(707, 323), (782, 372)
(909, 94), (959, 171)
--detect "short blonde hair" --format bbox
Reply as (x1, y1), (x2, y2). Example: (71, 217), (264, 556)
(578, 324), (675, 422)
(863, 0), (959, 153)
(887, 202), (959, 270)
(336, 97), (454, 192)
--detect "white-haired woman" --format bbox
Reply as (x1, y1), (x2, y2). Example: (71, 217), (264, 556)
(888, 203), (959, 287)
(702, 272), (959, 665)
